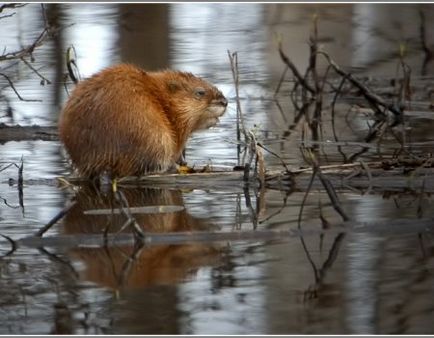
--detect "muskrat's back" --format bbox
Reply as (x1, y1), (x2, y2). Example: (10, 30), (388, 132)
(59, 64), (227, 178)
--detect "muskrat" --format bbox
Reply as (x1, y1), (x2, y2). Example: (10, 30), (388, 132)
(59, 64), (227, 178)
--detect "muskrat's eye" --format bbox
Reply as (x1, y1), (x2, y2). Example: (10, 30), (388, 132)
(194, 87), (206, 98)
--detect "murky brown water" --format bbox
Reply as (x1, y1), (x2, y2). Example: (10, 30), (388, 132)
(1, 3), (434, 334)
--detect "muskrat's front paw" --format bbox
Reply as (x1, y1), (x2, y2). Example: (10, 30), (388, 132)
(176, 164), (196, 174)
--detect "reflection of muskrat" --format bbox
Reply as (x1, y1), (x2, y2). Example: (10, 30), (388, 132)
(64, 186), (222, 288)
(59, 64), (228, 178)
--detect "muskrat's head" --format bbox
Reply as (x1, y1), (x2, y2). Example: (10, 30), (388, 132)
(161, 71), (228, 132)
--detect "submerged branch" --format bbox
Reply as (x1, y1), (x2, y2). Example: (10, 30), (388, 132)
(7, 216), (434, 251)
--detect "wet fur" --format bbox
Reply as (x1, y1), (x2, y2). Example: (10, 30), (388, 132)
(59, 64), (227, 177)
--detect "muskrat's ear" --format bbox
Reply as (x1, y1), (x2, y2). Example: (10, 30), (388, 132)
(167, 81), (180, 93)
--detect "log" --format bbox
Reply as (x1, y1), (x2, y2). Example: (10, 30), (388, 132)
(0, 123), (58, 142)
(6, 164), (434, 194)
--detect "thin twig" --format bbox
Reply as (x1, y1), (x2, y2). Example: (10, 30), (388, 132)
(18, 156), (24, 215)
(359, 159), (373, 194)
(317, 232), (346, 281)
(274, 65), (289, 97)
(117, 242), (144, 287)
(114, 189), (146, 240)
(302, 149), (350, 222)
(228, 50), (248, 165)
(297, 166), (317, 229)
(257, 142), (290, 173)
(419, 9), (433, 76)
(35, 201), (77, 237)
(0, 73), (42, 102)
(38, 247), (79, 278)
(0, 234), (17, 256)
(330, 76), (349, 162)
(299, 233), (320, 283)
(273, 97), (289, 124)
(278, 42), (316, 94)
(307, 14), (322, 145)
(0, 196), (20, 209)
(243, 187), (258, 229)
(317, 170), (350, 222)
(20, 57), (52, 85)
(0, 162), (18, 173)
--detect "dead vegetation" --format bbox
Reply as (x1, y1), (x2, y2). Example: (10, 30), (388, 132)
(1, 9), (434, 270)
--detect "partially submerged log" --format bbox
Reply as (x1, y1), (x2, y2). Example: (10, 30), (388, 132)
(267, 166), (434, 193)
(5, 160), (434, 193)
(96, 162), (434, 194)
(0, 123), (58, 142)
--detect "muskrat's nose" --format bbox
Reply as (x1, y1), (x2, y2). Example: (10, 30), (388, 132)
(218, 94), (228, 107)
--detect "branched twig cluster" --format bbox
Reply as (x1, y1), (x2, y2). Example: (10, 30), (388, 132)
(0, 4), (55, 103)
(272, 14), (429, 232)
(273, 17), (356, 226)
(0, 5), (53, 62)
(275, 15), (419, 164)
(274, 15), (416, 227)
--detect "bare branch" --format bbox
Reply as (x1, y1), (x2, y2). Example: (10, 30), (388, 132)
(0, 5), (52, 62)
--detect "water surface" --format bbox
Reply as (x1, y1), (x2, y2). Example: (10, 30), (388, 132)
(1, 3), (434, 334)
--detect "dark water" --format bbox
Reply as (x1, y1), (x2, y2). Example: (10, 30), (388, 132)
(1, 3), (434, 334)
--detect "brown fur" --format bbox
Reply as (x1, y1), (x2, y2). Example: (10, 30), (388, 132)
(59, 64), (227, 177)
